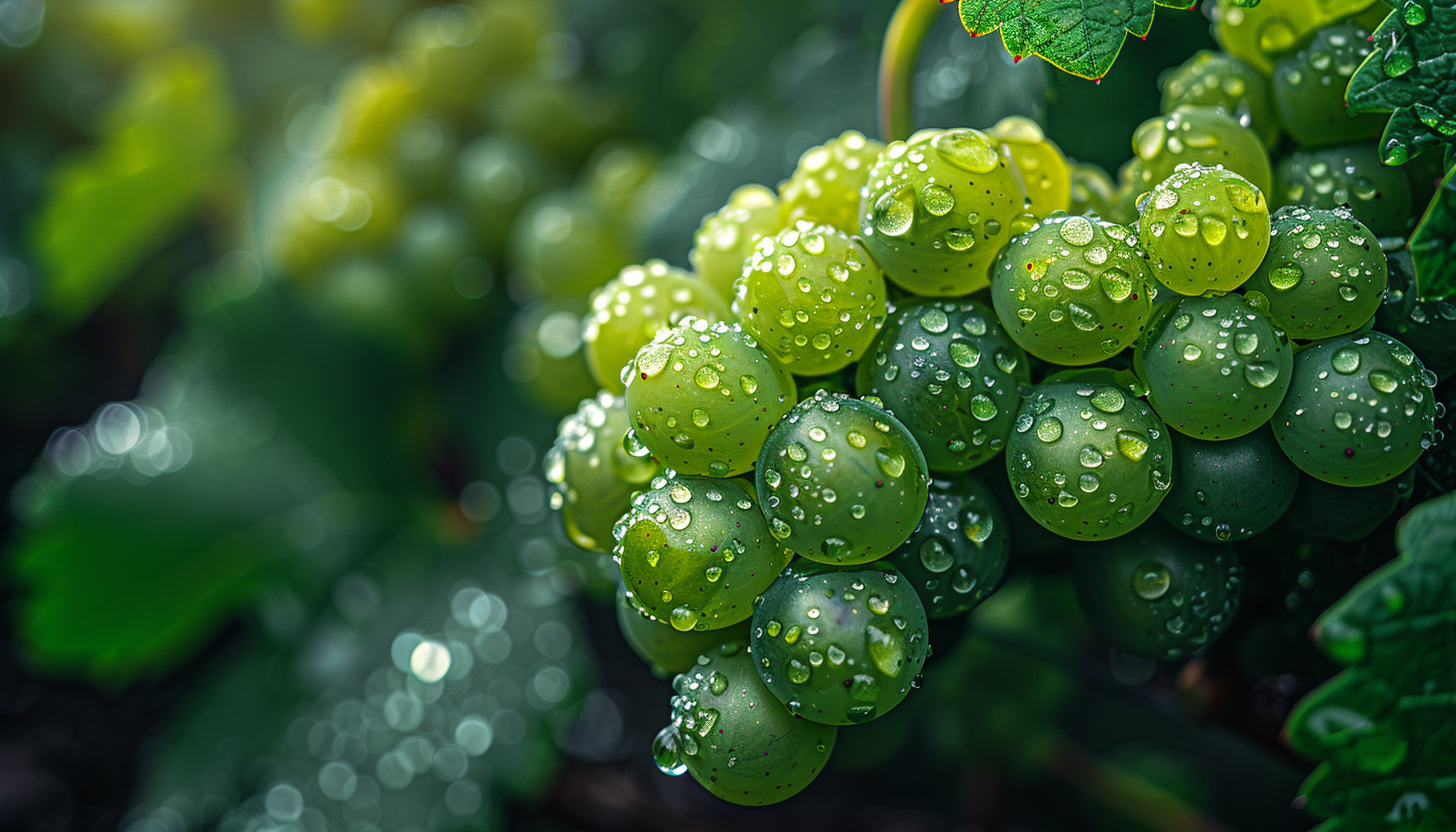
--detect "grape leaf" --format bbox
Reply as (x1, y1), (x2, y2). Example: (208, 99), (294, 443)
(955, 0), (1197, 81)
(1346, 0), (1456, 165)
(1408, 164), (1456, 299)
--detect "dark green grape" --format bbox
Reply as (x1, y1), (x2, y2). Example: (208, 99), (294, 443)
(1137, 164), (1270, 296)
(734, 223), (888, 375)
(1068, 162), (1117, 218)
(654, 642), (836, 805)
(990, 213), (1156, 365)
(455, 133), (564, 256)
(986, 116), (1072, 216)
(503, 299), (599, 415)
(1209, 0), (1358, 75)
(625, 318), (797, 477)
(1273, 144), (1414, 237)
(690, 185), (786, 301)
(544, 391), (658, 552)
(1285, 467), (1415, 542)
(1005, 381), (1174, 540)
(1375, 250), (1456, 381)
(583, 260), (731, 394)
(615, 473), (791, 631)
(1271, 331), (1439, 485)
(1106, 158), (1145, 226)
(1135, 293), (1293, 440)
(1160, 50), (1279, 149)
(617, 585), (747, 677)
(757, 392), (930, 565)
(1130, 105), (1273, 198)
(796, 368), (856, 401)
(1272, 25), (1384, 147)
(859, 128), (1028, 297)
(1157, 427), (1299, 542)
(751, 561), (930, 724)
(887, 475), (1010, 618)
(855, 299), (1029, 472)
(1243, 205), (1386, 339)
(508, 189), (634, 300)
(1072, 521), (1242, 661)
(779, 130), (885, 235)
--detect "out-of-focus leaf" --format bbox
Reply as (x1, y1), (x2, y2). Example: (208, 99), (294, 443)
(1347, 1), (1456, 165)
(31, 44), (236, 321)
(1408, 165), (1456, 299)
(955, 0), (1196, 81)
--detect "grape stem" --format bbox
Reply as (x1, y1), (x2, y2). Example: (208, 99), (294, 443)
(1041, 736), (1234, 832)
(877, 0), (945, 143)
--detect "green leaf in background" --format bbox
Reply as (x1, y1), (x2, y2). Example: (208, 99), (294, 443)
(30, 43), (237, 322)
(1408, 164), (1456, 299)
(1283, 490), (1456, 830)
(1346, 0), (1456, 165)
(956, 0), (1196, 81)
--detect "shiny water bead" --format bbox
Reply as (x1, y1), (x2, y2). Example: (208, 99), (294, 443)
(1209, 0), (1361, 75)
(689, 184), (787, 300)
(1284, 467), (1415, 542)
(1160, 50), (1279, 149)
(986, 116), (1072, 217)
(1131, 105), (1273, 198)
(544, 391), (659, 552)
(990, 212), (1156, 365)
(625, 318), (797, 476)
(1271, 331), (1438, 486)
(859, 127), (1028, 296)
(1137, 164), (1270, 296)
(583, 260), (731, 394)
(509, 190), (633, 300)
(1072, 521), (1242, 661)
(615, 474), (791, 631)
(1068, 162), (1117, 218)
(1135, 293), (1293, 440)
(756, 392), (930, 565)
(1272, 24), (1384, 147)
(659, 642), (836, 805)
(734, 223), (888, 376)
(617, 585), (748, 677)
(751, 561), (929, 724)
(854, 300), (1029, 472)
(1244, 205), (1386, 339)
(1004, 381), (1174, 540)
(505, 299), (599, 415)
(1273, 144), (1414, 238)
(1375, 250), (1456, 381)
(779, 130), (886, 234)
(1156, 427), (1299, 542)
(887, 475), (1010, 618)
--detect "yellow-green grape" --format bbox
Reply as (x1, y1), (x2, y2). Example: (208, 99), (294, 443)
(614, 473), (791, 632)
(1273, 144), (1414, 238)
(779, 130), (885, 235)
(1272, 24), (1384, 147)
(398, 0), (548, 110)
(326, 58), (424, 159)
(503, 300), (599, 415)
(734, 223), (888, 376)
(1068, 163), (1117, 218)
(1157, 427), (1299, 542)
(583, 261), (730, 394)
(544, 391), (659, 552)
(268, 157), (404, 275)
(1131, 105), (1273, 198)
(1243, 205), (1387, 339)
(508, 190), (635, 300)
(624, 318), (797, 476)
(990, 213), (1156, 365)
(887, 475), (1010, 618)
(856, 299), (1029, 472)
(690, 185), (787, 300)
(1005, 382), (1173, 540)
(1375, 250), (1456, 381)
(1137, 164), (1270, 296)
(751, 561), (929, 724)
(582, 140), (660, 220)
(1135, 294), (1293, 440)
(1160, 50), (1279, 149)
(756, 392), (931, 565)
(653, 642), (836, 805)
(1271, 332), (1438, 485)
(617, 585), (747, 678)
(986, 116), (1072, 217)
(1209, 0), (1377, 74)
(859, 128), (1028, 297)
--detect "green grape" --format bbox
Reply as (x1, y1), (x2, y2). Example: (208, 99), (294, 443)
(617, 585), (749, 677)
(1272, 24), (1384, 146)
(986, 116), (1072, 217)
(1137, 164), (1270, 296)
(653, 642), (836, 805)
(1156, 427), (1299, 541)
(1209, 0), (1373, 74)
(859, 128), (1029, 297)
(1375, 250), (1456, 381)
(757, 392), (931, 565)
(855, 299), (1029, 471)
(615, 473), (791, 631)
(503, 299), (599, 415)
(1005, 381), (1173, 540)
(1284, 467), (1415, 542)
(751, 561), (930, 724)
(1160, 50), (1279, 149)
(1130, 105), (1273, 198)
(1273, 144), (1414, 237)
(270, 157), (404, 275)
(487, 76), (619, 162)
(1271, 331), (1439, 485)
(1072, 521), (1242, 660)
(1243, 205), (1386, 339)
(1134, 293), (1293, 440)
(544, 391), (658, 552)
(583, 260), (731, 394)
(1068, 162), (1117, 218)
(796, 369), (856, 401)
(508, 190), (635, 300)
(455, 133), (564, 256)
(582, 141), (659, 220)
(779, 130), (885, 235)
(690, 185), (786, 300)
(734, 223), (888, 376)
(887, 475), (1010, 618)
(624, 317), (797, 476)
(990, 213), (1156, 365)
